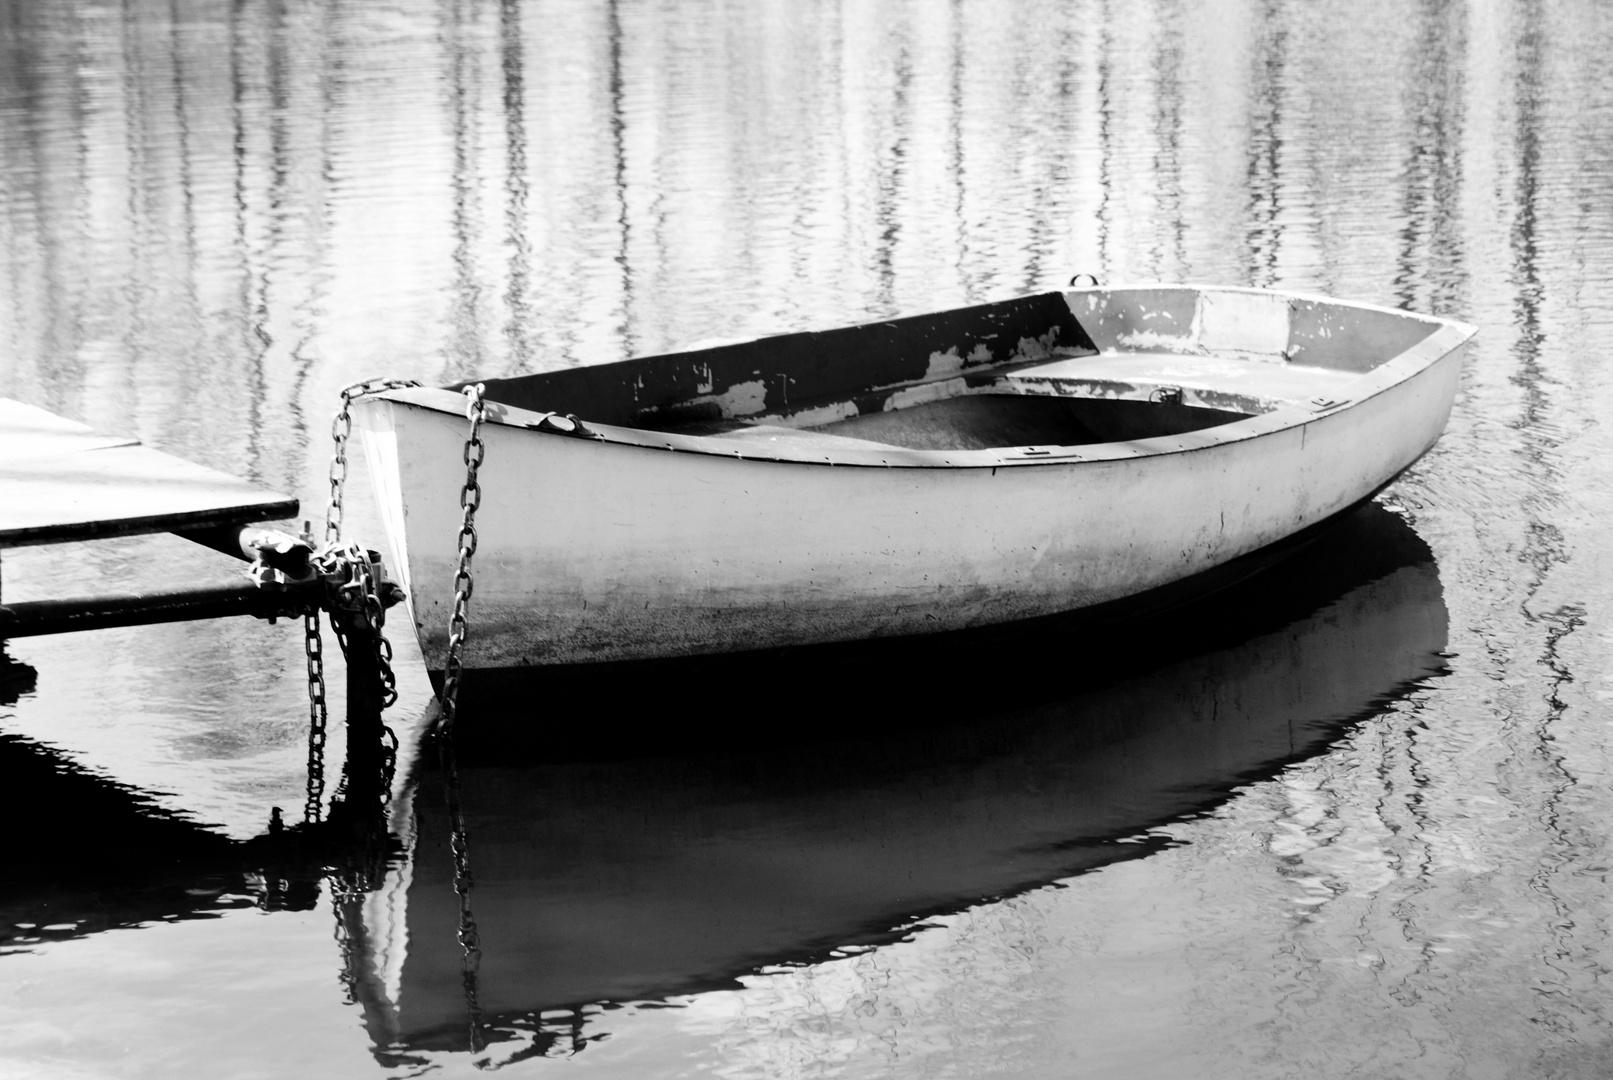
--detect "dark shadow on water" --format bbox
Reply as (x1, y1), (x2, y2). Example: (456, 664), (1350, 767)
(1, 647), (233, 884)
(0, 727), (257, 952)
(0, 637), (404, 962)
(0, 644), (36, 708)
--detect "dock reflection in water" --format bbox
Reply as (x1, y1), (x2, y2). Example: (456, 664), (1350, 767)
(353, 502), (1447, 1063)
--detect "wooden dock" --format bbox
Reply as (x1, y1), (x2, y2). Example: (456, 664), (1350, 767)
(0, 397), (398, 823)
(0, 397), (313, 636)
(0, 397), (298, 548)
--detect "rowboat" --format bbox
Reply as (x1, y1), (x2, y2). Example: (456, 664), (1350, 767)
(351, 284), (1474, 675)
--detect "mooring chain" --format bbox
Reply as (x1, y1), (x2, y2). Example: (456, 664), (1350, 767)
(329, 879), (361, 1006)
(334, 544), (401, 710)
(456, 833), (486, 1055)
(426, 384), (490, 1052)
(299, 377), (487, 860)
(324, 377), (421, 548)
(303, 610), (329, 824)
(379, 724), (400, 805)
(298, 378), (420, 825)
(438, 383), (487, 738)
(325, 405), (351, 549)
(439, 732), (486, 1051)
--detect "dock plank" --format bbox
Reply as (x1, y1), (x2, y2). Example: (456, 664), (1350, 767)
(0, 397), (140, 460)
(0, 398), (298, 548)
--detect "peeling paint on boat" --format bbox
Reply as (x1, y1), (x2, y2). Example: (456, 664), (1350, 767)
(1012, 376), (1144, 401)
(1114, 329), (1205, 353)
(1013, 328), (1061, 360)
(711, 379), (768, 417)
(883, 377), (968, 412)
(1193, 289), (1293, 357)
(923, 346), (968, 380)
(675, 377), (770, 418)
(775, 399), (861, 428)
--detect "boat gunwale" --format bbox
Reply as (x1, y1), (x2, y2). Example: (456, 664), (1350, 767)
(365, 287), (1476, 471)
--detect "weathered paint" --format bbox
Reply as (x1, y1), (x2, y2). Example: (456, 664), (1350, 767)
(692, 378), (769, 419)
(1191, 289), (1293, 358)
(358, 286), (1474, 671)
(468, 291), (1095, 429)
(922, 346), (968, 380)
(882, 377), (969, 413)
(773, 398), (862, 428)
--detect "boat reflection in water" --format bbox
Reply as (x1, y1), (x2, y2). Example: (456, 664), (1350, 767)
(351, 502), (1449, 1064)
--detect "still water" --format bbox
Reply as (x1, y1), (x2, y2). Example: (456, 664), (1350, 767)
(3, 0), (1613, 1076)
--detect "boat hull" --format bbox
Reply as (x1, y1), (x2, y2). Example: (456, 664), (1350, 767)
(353, 287), (1472, 671)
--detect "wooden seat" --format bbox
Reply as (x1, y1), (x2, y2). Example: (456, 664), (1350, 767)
(1001, 351), (1361, 412)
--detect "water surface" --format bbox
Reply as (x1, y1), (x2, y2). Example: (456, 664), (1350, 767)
(3, 0), (1613, 1077)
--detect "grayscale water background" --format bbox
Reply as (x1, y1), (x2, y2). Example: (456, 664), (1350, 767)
(2, 0), (1613, 1076)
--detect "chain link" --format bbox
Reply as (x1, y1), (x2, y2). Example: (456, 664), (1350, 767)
(438, 383), (487, 737)
(438, 728), (485, 1051)
(303, 611), (328, 824)
(324, 378), (422, 548)
(321, 541), (402, 711)
(305, 369), (489, 1053)
(326, 407), (350, 549)
(294, 377), (433, 1009)
(312, 547), (403, 812)
(303, 378), (419, 824)
(426, 384), (491, 1050)
(379, 723), (399, 804)
(330, 877), (361, 1005)
(360, 563), (399, 709)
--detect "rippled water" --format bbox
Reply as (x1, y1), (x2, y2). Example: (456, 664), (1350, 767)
(3, 0), (1613, 1076)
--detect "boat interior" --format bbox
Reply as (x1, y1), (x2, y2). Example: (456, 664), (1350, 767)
(464, 288), (1444, 452)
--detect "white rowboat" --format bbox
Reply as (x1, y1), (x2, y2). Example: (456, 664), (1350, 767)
(352, 284), (1474, 675)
